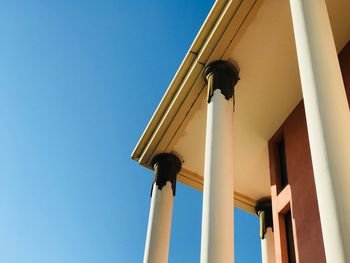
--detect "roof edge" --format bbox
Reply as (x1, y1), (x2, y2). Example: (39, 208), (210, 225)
(131, 0), (261, 164)
(131, 0), (231, 161)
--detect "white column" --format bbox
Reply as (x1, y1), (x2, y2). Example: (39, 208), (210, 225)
(201, 61), (239, 263)
(289, 0), (350, 262)
(261, 228), (275, 263)
(144, 182), (174, 263)
(143, 153), (181, 263)
(256, 200), (275, 263)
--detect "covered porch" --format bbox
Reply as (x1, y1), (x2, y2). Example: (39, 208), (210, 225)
(132, 0), (350, 262)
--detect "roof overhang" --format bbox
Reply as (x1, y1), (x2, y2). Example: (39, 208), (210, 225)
(132, 0), (350, 213)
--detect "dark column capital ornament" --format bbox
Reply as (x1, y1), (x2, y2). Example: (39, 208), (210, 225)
(150, 153), (182, 196)
(204, 60), (240, 103)
(255, 199), (273, 239)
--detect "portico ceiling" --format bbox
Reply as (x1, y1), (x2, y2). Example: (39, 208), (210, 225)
(132, 0), (350, 213)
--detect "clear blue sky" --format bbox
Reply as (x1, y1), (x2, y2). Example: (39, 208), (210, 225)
(0, 0), (261, 262)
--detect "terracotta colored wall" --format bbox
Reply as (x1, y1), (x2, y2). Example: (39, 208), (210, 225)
(267, 40), (350, 262)
(269, 103), (326, 263)
(339, 40), (350, 107)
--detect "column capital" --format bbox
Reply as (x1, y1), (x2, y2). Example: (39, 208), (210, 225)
(255, 199), (273, 239)
(204, 60), (240, 103)
(150, 153), (182, 196)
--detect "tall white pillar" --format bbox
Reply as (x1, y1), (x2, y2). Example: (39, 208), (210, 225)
(289, 1), (350, 262)
(201, 61), (239, 263)
(261, 229), (275, 263)
(143, 153), (181, 263)
(256, 200), (275, 263)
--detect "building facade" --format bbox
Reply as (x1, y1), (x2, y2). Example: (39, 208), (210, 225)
(132, 0), (350, 262)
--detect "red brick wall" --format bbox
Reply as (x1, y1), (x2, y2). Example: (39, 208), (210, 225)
(269, 103), (326, 263)
(268, 39), (350, 263)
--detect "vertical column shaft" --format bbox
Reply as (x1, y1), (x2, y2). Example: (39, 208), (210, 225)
(261, 229), (275, 263)
(201, 61), (239, 263)
(289, 0), (350, 261)
(256, 200), (275, 263)
(143, 153), (181, 263)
